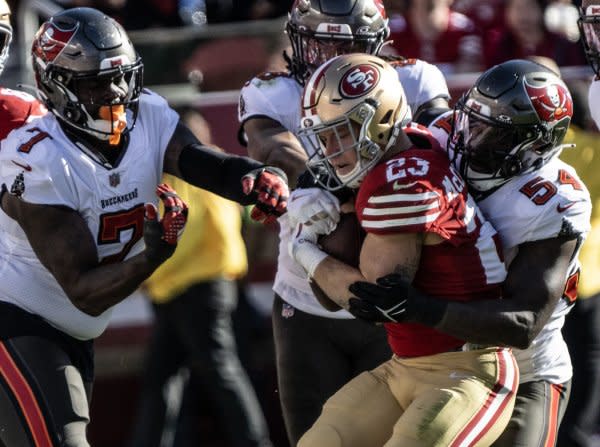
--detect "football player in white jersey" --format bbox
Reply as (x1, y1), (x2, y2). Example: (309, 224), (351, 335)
(0, 8), (288, 447)
(348, 59), (592, 446)
(580, 0), (600, 130)
(237, 0), (451, 443)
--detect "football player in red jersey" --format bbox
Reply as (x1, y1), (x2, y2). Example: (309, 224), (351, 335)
(0, 7), (288, 446)
(350, 59), (592, 447)
(0, 0), (46, 139)
(288, 53), (518, 447)
(238, 1), (451, 444)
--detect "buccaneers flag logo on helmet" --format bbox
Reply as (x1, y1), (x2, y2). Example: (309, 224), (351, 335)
(33, 22), (78, 63)
(524, 80), (573, 123)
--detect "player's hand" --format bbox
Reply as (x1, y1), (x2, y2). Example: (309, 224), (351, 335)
(143, 183), (188, 263)
(288, 222), (328, 277)
(241, 166), (289, 225)
(287, 187), (340, 236)
(348, 274), (446, 326)
(348, 274), (413, 323)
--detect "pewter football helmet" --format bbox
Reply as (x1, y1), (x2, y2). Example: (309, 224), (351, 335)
(31, 7), (143, 144)
(286, 0), (389, 84)
(450, 59), (573, 192)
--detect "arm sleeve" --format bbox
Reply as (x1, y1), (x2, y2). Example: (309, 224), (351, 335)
(178, 144), (264, 205)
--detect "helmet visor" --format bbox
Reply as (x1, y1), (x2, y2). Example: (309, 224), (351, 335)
(69, 62), (143, 110)
(454, 109), (534, 174)
(301, 36), (373, 71)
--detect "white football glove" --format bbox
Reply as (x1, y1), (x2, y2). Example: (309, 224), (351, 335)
(288, 222), (328, 277)
(287, 187), (340, 236)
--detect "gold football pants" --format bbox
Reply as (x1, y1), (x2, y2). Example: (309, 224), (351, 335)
(298, 347), (518, 447)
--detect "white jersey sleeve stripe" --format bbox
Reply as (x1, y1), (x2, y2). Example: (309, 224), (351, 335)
(367, 191), (439, 204)
(363, 202), (440, 216)
(362, 212), (440, 229)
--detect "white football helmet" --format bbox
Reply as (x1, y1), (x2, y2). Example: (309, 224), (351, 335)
(298, 53), (410, 190)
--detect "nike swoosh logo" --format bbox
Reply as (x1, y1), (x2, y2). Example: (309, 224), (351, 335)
(557, 203), (576, 213)
(290, 191), (313, 202)
(392, 180), (418, 191)
(12, 160), (32, 171)
(449, 372), (470, 380)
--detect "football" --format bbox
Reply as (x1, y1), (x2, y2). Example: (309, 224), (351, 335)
(310, 212), (365, 311)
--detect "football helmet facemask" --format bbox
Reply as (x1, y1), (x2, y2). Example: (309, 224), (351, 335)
(0, 0), (12, 76)
(298, 54), (410, 191)
(449, 59), (573, 193)
(31, 7), (143, 145)
(579, 1), (600, 77)
(285, 0), (389, 84)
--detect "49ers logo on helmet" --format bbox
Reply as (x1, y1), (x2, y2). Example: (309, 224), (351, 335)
(339, 64), (380, 99)
(33, 22), (78, 63)
(524, 80), (573, 123)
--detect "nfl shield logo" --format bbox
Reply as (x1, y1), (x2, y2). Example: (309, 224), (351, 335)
(109, 173), (120, 187)
(282, 303), (295, 319)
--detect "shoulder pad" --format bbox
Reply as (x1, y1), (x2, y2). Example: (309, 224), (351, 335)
(405, 123), (440, 150)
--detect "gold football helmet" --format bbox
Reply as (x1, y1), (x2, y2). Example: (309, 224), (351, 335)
(298, 53), (410, 190)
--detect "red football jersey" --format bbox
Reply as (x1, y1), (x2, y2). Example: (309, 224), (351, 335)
(354, 129), (506, 357)
(0, 87), (47, 140)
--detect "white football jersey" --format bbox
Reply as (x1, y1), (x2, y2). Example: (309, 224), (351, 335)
(0, 90), (179, 340)
(239, 59), (450, 318)
(429, 113), (592, 383)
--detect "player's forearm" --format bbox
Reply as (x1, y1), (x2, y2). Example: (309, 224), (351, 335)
(434, 299), (539, 349)
(312, 256), (365, 310)
(65, 252), (161, 317)
(177, 144), (263, 205)
(247, 142), (307, 188)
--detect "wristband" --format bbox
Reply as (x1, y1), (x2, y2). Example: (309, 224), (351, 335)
(294, 241), (328, 277)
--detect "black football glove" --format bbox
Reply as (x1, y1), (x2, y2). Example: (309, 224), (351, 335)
(348, 274), (446, 326)
(242, 166), (289, 225)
